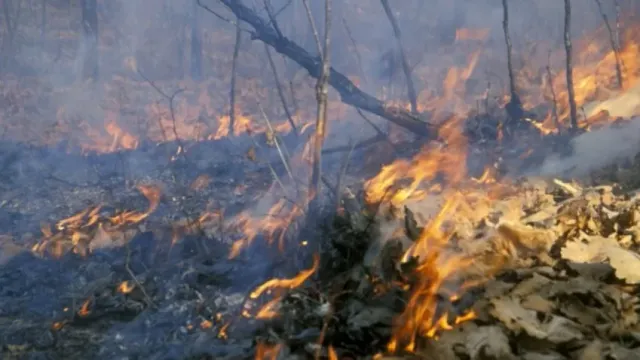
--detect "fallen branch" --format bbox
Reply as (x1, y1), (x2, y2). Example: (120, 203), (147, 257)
(212, 0), (433, 138)
(380, 0), (418, 113)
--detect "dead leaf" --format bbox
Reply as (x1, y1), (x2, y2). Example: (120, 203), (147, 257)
(490, 297), (584, 343)
(496, 222), (555, 255)
(578, 339), (604, 360)
(599, 245), (640, 284)
(347, 307), (394, 329)
(466, 326), (515, 360)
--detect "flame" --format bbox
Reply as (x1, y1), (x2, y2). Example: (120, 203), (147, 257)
(249, 254), (319, 320)
(78, 298), (91, 317)
(118, 281), (135, 294)
(33, 185), (162, 257)
(228, 198), (305, 259)
(255, 342), (282, 360)
(364, 116), (468, 206)
(328, 346), (338, 360)
(455, 28), (490, 42)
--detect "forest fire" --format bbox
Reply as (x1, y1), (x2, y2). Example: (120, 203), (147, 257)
(1, 0), (640, 359)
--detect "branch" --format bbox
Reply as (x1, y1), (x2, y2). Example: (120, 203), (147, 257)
(214, 0), (433, 138)
(563, 0), (579, 130)
(309, 0), (332, 200)
(380, 0), (418, 113)
(264, 44), (299, 136)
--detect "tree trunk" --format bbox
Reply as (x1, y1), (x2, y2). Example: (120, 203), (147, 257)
(190, 0), (202, 81)
(80, 0), (99, 80)
(563, 0), (578, 131)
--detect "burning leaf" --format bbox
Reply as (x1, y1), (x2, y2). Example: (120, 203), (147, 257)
(404, 206), (423, 242)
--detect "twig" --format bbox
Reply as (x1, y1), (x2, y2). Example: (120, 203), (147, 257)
(356, 108), (400, 154)
(341, 17), (366, 85)
(309, 0), (332, 201)
(125, 245), (157, 309)
(614, 0), (621, 49)
(301, 0), (322, 56)
(229, 15), (242, 134)
(501, 0), (523, 122)
(335, 140), (355, 211)
(322, 134), (386, 154)
(262, 0), (283, 38)
(563, 0), (579, 131)
(197, 0), (250, 32)
(274, 0), (293, 18)
(257, 101), (295, 182)
(264, 44), (299, 136)
(594, 0), (624, 88)
(380, 0), (418, 113)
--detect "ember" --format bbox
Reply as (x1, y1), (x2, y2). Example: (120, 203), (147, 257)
(0, 1), (640, 359)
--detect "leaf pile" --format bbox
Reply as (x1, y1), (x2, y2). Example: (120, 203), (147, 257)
(251, 179), (640, 359)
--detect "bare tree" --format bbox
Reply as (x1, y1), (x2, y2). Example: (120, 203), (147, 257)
(190, 0), (202, 81)
(80, 0), (99, 80)
(229, 18), (242, 134)
(309, 0), (331, 200)
(594, 0), (623, 88)
(563, 0), (578, 130)
(380, 0), (418, 113)
(501, 0), (523, 123)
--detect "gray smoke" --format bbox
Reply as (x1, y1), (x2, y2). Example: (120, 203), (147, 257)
(538, 117), (640, 177)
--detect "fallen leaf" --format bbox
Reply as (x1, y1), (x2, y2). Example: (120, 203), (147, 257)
(577, 340), (604, 360)
(466, 326), (515, 360)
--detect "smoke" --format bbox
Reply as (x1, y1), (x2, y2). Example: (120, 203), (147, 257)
(537, 117), (640, 177)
